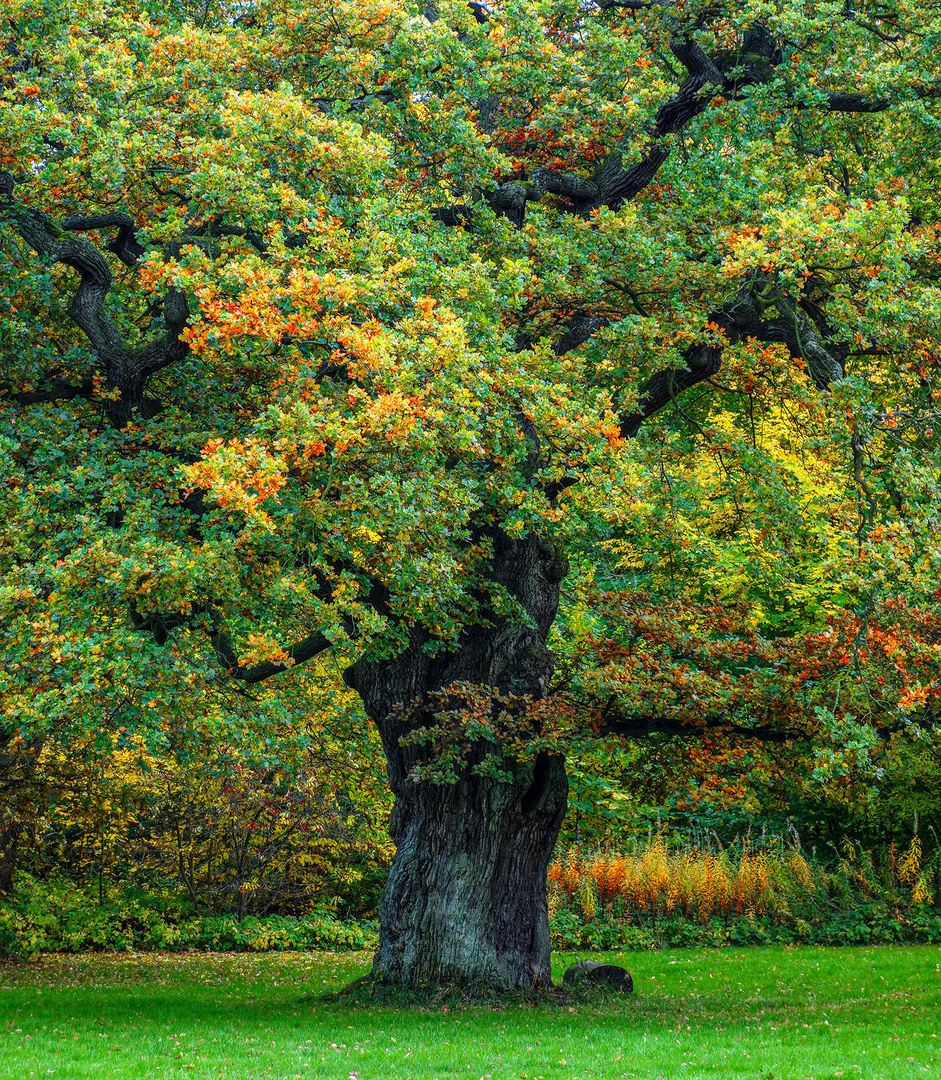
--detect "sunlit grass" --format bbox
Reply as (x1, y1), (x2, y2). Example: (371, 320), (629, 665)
(1, 946), (940, 1079)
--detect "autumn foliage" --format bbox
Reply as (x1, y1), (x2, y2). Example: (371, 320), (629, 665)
(2, 0), (941, 985)
(547, 832), (940, 947)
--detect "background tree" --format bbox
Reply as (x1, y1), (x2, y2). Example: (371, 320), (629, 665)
(1, 0), (940, 989)
(28, 700), (392, 920)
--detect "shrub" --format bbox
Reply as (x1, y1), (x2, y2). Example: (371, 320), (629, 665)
(0, 875), (377, 959)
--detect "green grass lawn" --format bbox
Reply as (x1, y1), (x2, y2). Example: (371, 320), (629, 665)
(1, 946), (939, 1079)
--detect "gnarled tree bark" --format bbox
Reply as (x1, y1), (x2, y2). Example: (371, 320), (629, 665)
(345, 533), (569, 989)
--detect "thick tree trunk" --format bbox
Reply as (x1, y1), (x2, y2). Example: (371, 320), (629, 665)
(346, 533), (569, 990)
(372, 751), (567, 989)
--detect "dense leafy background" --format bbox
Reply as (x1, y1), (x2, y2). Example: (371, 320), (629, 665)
(2, 0), (941, 938)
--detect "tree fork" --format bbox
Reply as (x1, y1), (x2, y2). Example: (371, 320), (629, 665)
(0, 172), (188, 427)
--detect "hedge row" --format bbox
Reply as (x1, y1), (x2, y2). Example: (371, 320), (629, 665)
(550, 904), (941, 950)
(0, 879), (377, 959)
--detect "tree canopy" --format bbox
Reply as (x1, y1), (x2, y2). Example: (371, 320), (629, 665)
(2, 0), (941, 988)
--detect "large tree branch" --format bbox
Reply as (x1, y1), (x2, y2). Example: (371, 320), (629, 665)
(598, 710), (803, 743)
(554, 314), (608, 357)
(599, 703), (941, 744)
(618, 343), (723, 437)
(1, 176), (127, 362)
(132, 600), (336, 684)
(720, 282), (848, 389)
(0, 374), (95, 406)
(133, 548), (392, 684)
(430, 16), (894, 231)
(63, 213), (144, 266)
(822, 91), (890, 113)
(588, 26), (888, 210)
(0, 173), (190, 423)
(594, 38), (742, 211)
(136, 287), (190, 379)
(543, 276), (848, 501)
(611, 271), (849, 438)
(596, 0), (653, 9)
(210, 627), (335, 684)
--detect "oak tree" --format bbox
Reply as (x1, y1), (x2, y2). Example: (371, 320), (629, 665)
(2, 0), (941, 987)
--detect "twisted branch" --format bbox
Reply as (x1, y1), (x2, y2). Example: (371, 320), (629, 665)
(0, 173), (189, 423)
